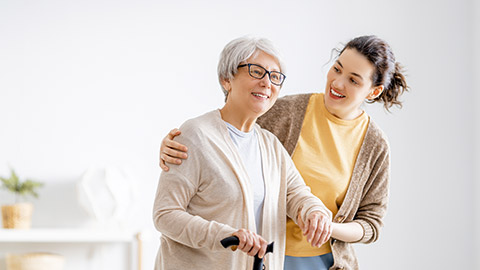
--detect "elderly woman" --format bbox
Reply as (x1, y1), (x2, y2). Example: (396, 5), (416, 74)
(153, 36), (332, 270)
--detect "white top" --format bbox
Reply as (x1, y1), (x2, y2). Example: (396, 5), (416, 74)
(225, 121), (265, 235)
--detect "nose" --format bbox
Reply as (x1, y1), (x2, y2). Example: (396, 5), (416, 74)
(331, 77), (344, 90)
(259, 74), (272, 88)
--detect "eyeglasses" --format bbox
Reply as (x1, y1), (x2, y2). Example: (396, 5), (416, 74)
(238, 63), (286, 86)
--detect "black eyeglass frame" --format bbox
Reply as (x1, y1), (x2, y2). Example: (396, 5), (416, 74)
(237, 63), (286, 86)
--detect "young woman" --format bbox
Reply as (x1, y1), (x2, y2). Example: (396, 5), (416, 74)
(153, 36), (331, 270)
(159, 35), (409, 269)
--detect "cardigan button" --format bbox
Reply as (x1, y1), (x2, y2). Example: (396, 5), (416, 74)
(335, 215), (346, 223)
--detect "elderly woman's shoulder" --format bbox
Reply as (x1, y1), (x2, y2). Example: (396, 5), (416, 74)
(178, 110), (223, 141)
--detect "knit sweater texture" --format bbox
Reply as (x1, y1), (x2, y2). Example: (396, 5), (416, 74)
(153, 110), (331, 270)
(257, 94), (390, 270)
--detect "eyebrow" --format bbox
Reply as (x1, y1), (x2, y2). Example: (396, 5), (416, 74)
(251, 63), (280, 72)
(336, 60), (364, 81)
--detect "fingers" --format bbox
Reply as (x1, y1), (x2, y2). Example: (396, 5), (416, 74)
(256, 238), (268, 259)
(159, 128), (188, 171)
(297, 212), (306, 232)
(167, 128), (181, 139)
(310, 217), (327, 247)
(161, 152), (182, 165)
(166, 129), (188, 152)
(304, 212), (333, 247)
(232, 229), (268, 258)
(324, 221), (333, 244)
(304, 216), (317, 243)
(247, 235), (260, 257)
(159, 159), (169, 172)
(163, 144), (188, 160)
(233, 229), (250, 253)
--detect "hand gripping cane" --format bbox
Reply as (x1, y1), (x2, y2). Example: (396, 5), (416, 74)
(221, 236), (274, 270)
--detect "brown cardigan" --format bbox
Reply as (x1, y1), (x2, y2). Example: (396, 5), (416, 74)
(257, 94), (390, 270)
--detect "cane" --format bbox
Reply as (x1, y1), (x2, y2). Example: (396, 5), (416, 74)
(221, 236), (274, 270)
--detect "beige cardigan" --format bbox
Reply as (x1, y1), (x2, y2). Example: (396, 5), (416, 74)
(257, 94), (391, 270)
(153, 110), (331, 270)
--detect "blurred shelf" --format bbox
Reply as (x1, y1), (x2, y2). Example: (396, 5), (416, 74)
(0, 228), (135, 243)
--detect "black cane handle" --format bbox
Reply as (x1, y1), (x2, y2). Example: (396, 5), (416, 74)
(220, 236), (274, 270)
(220, 236), (241, 248)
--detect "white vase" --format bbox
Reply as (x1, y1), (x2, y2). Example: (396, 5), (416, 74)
(76, 167), (136, 228)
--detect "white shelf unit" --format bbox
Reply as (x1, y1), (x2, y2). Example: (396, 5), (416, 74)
(0, 228), (134, 243)
(0, 228), (141, 270)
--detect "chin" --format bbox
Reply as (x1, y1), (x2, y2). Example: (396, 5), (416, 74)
(247, 107), (266, 119)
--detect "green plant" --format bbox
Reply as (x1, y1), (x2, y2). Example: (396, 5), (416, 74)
(0, 168), (44, 203)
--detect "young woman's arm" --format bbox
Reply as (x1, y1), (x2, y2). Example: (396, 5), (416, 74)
(331, 222), (364, 242)
(347, 125), (391, 244)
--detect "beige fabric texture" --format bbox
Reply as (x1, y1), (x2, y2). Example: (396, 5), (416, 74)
(153, 110), (331, 270)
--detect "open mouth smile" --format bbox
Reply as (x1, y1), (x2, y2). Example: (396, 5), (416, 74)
(330, 88), (345, 98)
(252, 92), (270, 99)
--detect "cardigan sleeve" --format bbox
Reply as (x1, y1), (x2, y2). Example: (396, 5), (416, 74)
(152, 132), (237, 251)
(351, 126), (390, 244)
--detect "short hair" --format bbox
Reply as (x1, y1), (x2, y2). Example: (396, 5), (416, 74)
(217, 36), (286, 99)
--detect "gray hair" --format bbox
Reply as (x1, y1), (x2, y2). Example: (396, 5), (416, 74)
(217, 36), (286, 99)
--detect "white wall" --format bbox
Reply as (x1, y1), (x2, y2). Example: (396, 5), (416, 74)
(0, 0), (476, 269)
(474, 0), (480, 268)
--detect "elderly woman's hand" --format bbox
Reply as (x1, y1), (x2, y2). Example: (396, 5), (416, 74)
(159, 128), (189, 171)
(297, 211), (332, 248)
(232, 229), (269, 259)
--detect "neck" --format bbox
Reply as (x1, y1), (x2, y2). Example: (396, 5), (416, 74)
(219, 105), (258, 132)
(329, 108), (363, 120)
(323, 100), (363, 120)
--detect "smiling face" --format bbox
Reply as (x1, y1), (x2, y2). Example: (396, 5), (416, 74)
(324, 48), (384, 120)
(222, 50), (281, 119)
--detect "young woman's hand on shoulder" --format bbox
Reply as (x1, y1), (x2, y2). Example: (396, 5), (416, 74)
(159, 128), (189, 171)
